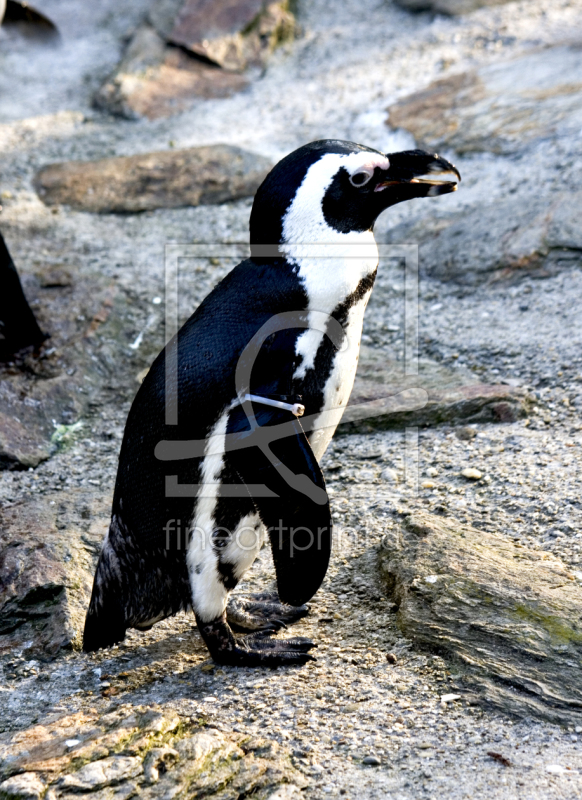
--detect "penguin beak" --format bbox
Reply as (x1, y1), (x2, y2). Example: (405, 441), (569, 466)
(374, 150), (461, 201)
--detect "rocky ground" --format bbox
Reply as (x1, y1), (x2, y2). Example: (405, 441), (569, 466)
(1, 0), (582, 798)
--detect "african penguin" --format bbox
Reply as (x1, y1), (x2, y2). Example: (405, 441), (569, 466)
(83, 140), (460, 666)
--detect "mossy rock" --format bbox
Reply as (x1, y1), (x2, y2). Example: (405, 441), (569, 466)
(379, 510), (582, 725)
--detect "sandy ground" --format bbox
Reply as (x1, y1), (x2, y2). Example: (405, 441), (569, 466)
(1, 1), (582, 798)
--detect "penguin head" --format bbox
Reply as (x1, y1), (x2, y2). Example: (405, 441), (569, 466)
(250, 139), (460, 257)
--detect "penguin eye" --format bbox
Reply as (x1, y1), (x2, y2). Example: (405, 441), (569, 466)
(349, 168), (374, 188)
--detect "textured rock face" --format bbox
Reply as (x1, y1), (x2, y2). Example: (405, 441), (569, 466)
(0, 704), (307, 800)
(387, 46), (582, 155)
(379, 510), (582, 725)
(157, 0), (296, 72)
(385, 191), (582, 285)
(96, 1), (296, 118)
(34, 145), (272, 214)
(0, 373), (82, 469)
(0, 492), (107, 656)
(94, 24), (249, 120)
(384, 44), (582, 283)
(395, 0), (525, 13)
(341, 348), (531, 432)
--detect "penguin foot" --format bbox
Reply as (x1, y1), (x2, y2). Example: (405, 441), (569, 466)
(236, 631), (316, 666)
(197, 613), (316, 667)
(226, 592), (309, 633)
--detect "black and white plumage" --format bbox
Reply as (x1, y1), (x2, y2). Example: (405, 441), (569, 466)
(83, 140), (460, 666)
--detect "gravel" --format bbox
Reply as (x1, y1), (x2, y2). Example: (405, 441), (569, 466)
(1, 0), (582, 797)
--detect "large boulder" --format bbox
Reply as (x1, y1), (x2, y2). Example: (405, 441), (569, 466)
(387, 45), (582, 155)
(380, 510), (582, 726)
(95, 1), (296, 119)
(384, 190), (582, 285)
(34, 145), (272, 214)
(0, 492), (107, 656)
(341, 347), (530, 432)
(0, 703), (308, 798)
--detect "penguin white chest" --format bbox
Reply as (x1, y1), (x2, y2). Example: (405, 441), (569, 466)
(289, 245), (377, 463)
(308, 288), (372, 462)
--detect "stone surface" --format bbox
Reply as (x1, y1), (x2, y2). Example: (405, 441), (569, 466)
(0, 373), (83, 469)
(341, 348), (530, 432)
(34, 145), (272, 214)
(59, 756), (143, 791)
(0, 491), (108, 656)
(0, 772), (46, 800)
(384, 189), (582, 285)
(382, 44), (582, 285)
(3, 0), (582, 796)
(96, 1), (295, 118)
(158, 0), (296, 72)
(395, 0), (521, 13)
(380, 510), (582, 725)
(0, 705), (307, 800)
(387, 45), (582, 155)
(94, 24), (248, 120)
(265, 786), (304, 799)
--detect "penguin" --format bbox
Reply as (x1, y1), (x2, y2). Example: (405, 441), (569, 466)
(0, 230), (47, 361)
(83, 140), (460, 666)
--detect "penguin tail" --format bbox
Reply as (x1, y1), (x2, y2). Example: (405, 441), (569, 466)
(82, 536), (128, 652)
(82, 595), (127, 652)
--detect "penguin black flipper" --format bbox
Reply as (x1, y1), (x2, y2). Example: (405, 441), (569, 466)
(226, 398), (332, 607)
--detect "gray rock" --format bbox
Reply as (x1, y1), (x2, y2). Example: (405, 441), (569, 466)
(362, 755), (381, 765)
(0, 773), (46, 800)
(0, 373), (83, 469)
(159, 0), (297, 72)
(142, 746), (179, 784)
(34, 145), (272, 214)
(58, 757), (143, 791)
(0, 492), (107, 656)
(384, 190), (582, 284)
(387, 45), (582, 155)
(379, 510), (582, 726)
(383, 45), (582, 284)
(341, 348), (530, 432)
(96, 1), (296, 118)
(94, 23), (248, 120)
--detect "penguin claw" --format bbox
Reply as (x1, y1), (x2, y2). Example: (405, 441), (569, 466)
(197, 614), (316, 667)
(242, 634), (316, 653)
(226, 594), (310, 633)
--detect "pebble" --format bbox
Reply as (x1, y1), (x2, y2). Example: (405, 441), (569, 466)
(362, 755), (381, 766)
(426, 467), (439, 477)
(440, 694), (461, 704)
(421, 480), (437, 489)
(381, 468), (398, 482)
(461, 468), (483, 480)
